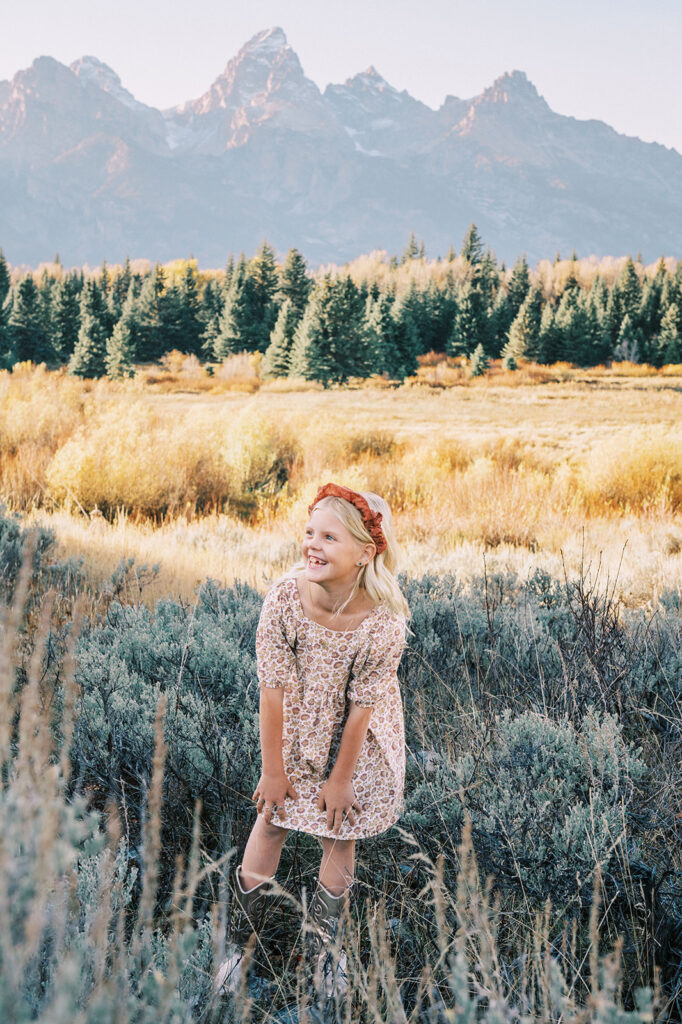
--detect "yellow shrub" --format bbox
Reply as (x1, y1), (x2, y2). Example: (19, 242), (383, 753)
(580, 429), (682, 512)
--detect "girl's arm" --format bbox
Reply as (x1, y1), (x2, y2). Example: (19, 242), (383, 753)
(317, 702), (372, 833)
(252, 687), (299, 820)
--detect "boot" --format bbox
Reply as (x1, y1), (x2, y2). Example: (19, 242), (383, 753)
(213, 863), (278, 997)
(306, 878), (353, 1003)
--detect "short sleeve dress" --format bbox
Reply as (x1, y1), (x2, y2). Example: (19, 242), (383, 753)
(255, 576), (407, 840)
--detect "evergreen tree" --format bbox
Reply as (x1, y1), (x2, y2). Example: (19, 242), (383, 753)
(9, 276), (51, 364)
(52, 275), (81, 361)
(447, 281), (480, 357)
(112, 256), (133, 313)
(537, 304), (559, 363)
(656, 303), (682, 365)
(402, 232), (419, 264)
(0, 249), (11, 367)
(38, 269), (56, 355)
(361, 293), (403, 377)
(135, 264), (165, 362)
(390, 287), (421, 377)
(639, 258), (667, 338)
(469, 342), (489, 377)
(68, 279), (108, 377)
(243, 241), (279, 352)
(502, 284), (544, 362)
(507, 255), (531, 320)
(277, 247), (311, 318)
(616, 256), (642, 325)
(553, 287), (591, 363)
(198, 278), (224, 359)
(262, 299), (298, 378)
(460, 224), (484, 266)
(289, 275), (366, 384)
(611, 313), (642, 363)
(105, 289), (137, 379)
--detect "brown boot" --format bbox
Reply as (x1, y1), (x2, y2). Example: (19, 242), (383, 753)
(213, 863), (279, 997)
(306, 879), (353, 1002)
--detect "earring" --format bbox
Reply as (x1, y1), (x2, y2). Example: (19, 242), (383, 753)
(357, 561), (363, 566)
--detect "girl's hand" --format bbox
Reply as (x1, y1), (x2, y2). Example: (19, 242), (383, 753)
(252, 771), (299, 824)
(316, 779), (363, 834)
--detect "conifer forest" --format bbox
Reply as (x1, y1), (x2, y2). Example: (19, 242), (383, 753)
(1, 227), (681, 383)
(1, 227), (682, 1024)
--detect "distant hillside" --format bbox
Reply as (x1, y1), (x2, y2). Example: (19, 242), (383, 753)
(1, 26), (680, 266)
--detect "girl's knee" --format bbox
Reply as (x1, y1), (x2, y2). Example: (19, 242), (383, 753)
(262, 820), (289, 843)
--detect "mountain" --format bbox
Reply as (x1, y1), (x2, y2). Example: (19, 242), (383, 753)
(0, 27), (680, 266)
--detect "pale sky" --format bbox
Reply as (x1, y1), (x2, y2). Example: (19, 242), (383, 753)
(1, 0), (681, 153)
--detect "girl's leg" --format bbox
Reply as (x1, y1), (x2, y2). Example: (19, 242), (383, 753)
(318, 836), (355, 895)
(240, 814), (289, 889)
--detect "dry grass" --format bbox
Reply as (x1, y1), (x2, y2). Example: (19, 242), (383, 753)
(2, 364), (681, 612)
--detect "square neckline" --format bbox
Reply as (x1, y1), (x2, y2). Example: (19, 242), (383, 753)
(292, 577), (379, 634)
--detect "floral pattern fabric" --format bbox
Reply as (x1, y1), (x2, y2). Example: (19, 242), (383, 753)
(255, 577), (407, 840)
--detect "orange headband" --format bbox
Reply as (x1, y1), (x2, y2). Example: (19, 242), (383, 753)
(308, 482), (387, 555)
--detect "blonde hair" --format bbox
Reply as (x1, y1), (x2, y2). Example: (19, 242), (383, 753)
(284, 490), (410, 620)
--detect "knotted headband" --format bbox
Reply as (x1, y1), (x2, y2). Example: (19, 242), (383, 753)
(308, 482), (387, 555)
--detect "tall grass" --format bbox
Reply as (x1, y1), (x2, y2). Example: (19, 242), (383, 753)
(0, 533), (664, 1021)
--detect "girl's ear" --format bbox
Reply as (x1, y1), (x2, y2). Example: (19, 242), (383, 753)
(360, 543), (376, 566)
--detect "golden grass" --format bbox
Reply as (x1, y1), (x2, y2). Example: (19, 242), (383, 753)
(3, 364), (681, 610)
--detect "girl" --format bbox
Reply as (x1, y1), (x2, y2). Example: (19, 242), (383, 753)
(214, 482), (409, 1002)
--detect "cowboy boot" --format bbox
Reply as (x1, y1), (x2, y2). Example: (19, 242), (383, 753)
(306, 878), (353, 1003)
(213, 863), (279, 997)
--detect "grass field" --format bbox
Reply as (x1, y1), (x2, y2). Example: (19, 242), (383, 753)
(3, 364), (682, 1020)
(2, 367), (678, 609)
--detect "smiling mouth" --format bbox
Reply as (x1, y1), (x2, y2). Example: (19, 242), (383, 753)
(307, 557), (327, 566)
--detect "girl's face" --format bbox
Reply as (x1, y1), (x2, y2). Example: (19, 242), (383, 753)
(302, 507), (373, 584)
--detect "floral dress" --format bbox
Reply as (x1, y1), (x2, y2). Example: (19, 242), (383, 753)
(255, 577), (407, 840)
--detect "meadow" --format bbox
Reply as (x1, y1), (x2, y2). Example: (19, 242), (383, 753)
(1, 360), (681, 1022)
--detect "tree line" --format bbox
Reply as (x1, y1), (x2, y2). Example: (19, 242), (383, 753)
(1, 226), (681, 384)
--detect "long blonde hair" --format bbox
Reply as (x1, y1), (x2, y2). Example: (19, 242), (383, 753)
(284, 490), (410, 620)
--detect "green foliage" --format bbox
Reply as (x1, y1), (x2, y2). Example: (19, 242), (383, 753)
(68, 279), (109, 377)
(105, 288), (137, 379)
(468, 341), (489, 376)
(9, 275), (52, 364)
(502, 283), (544, 361)
(262, 297), (297, 378)
(289, 274), (366, 384)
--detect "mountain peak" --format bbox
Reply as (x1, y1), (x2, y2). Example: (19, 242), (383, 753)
(71, 55), (147, 111)
(482, 70), (546, 107)
(242, 26), (289, 53)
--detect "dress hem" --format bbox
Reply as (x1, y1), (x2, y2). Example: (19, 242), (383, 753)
(266, 812), (401, 841)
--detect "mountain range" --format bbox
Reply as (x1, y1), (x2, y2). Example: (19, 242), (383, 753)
(1, 26), (680, 267)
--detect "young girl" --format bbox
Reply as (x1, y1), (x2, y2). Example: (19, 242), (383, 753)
(214, 482), (409, 1001)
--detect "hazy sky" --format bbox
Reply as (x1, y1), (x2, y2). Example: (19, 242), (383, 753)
(2, 0), (681, 153)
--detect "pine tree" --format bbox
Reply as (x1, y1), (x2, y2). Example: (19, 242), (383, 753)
(502, 284), (544, 362)
(243, 241), (279, 352)
(277, 248), (311, 318)
(390, 287), (421, 377)
(68, 280), (108, 377)
(402, 232), (419, 264)
(105, 289), (138, 379)
(553, 288), (591, 363)
(469, 343), (489, 376)
(262, 299), (298, 378)
(135, 264), (165, 362)
(198, 278), (224, 359)
(616, 256), (642, 325)
(52, 275), (81, 361)
(507, 255), (531, 320)
(611, 313), (642, 363)
(289, 275), (366, 384)
(361, 293), (402, 377)
(0, 249), (12, 367)
(537, 304), (559, 363)
(460, 224), (484, 266)
(9, 276), (51, 364)
(656, 303), (682, 365)
(447, 281), (480, 357)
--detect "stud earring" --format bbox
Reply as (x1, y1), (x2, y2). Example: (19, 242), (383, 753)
(357, 561), (363, 566)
